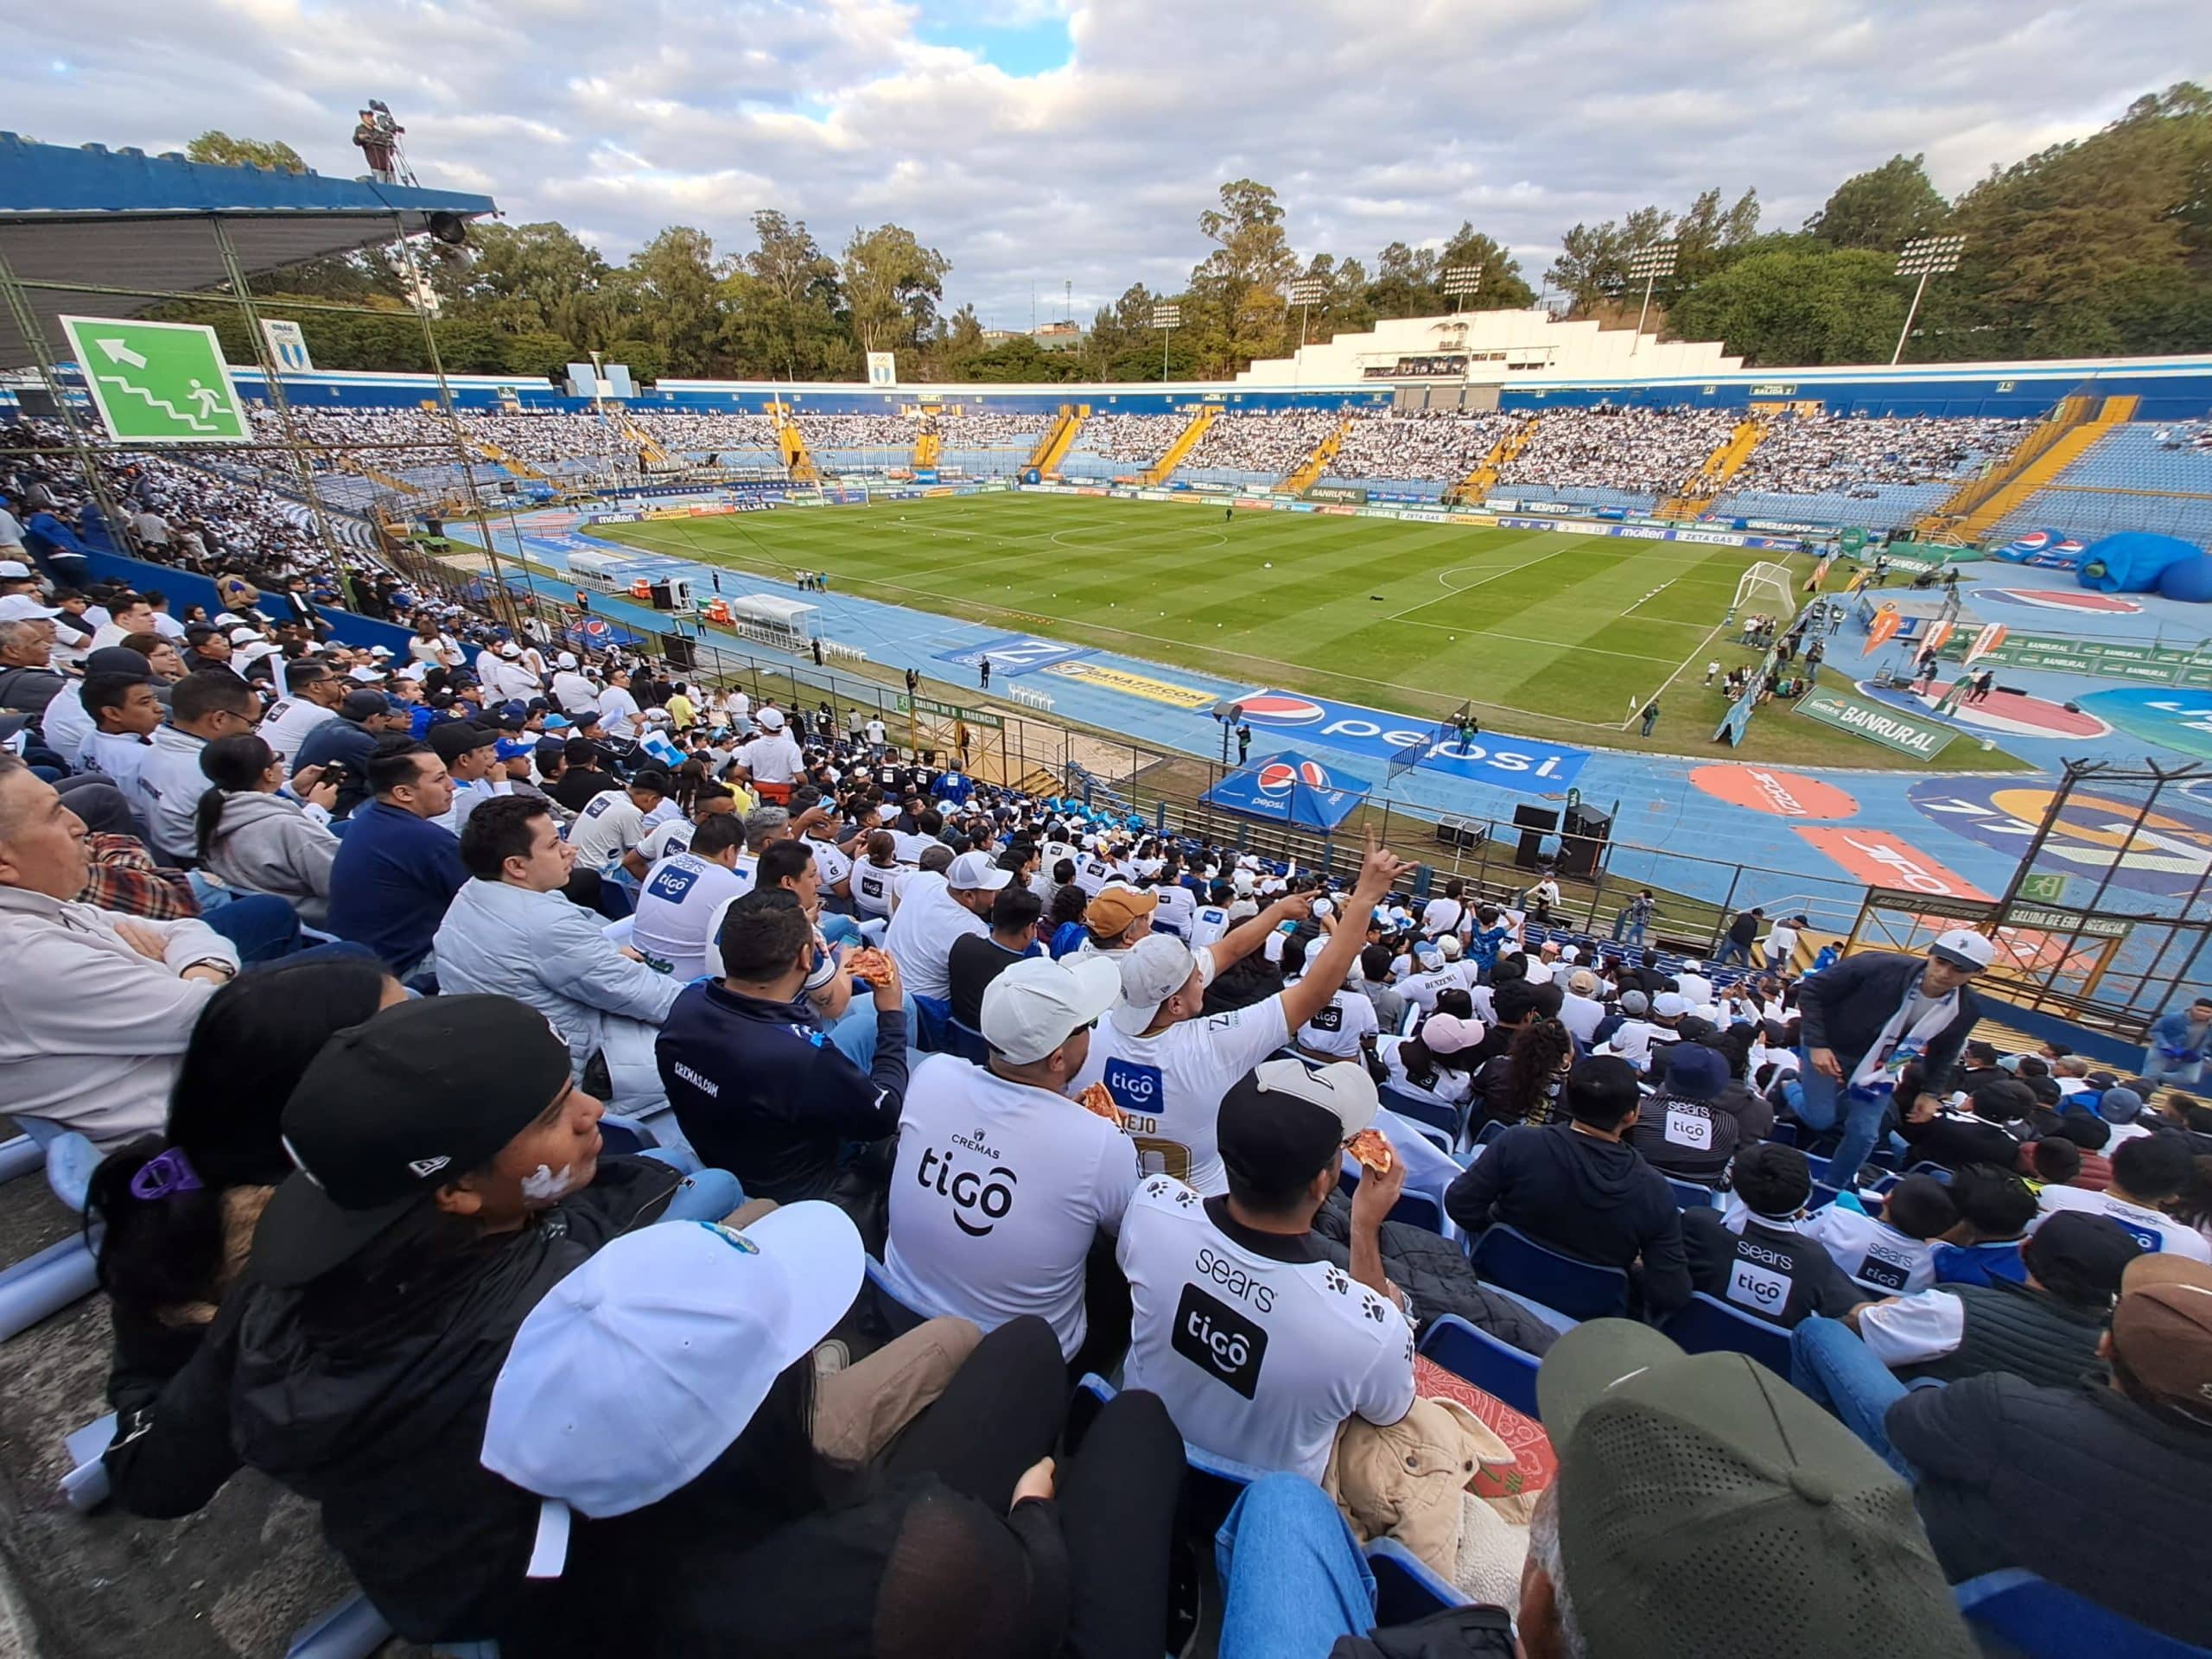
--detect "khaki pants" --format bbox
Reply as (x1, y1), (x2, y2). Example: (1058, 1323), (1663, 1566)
(812, 1316), (982, 1469)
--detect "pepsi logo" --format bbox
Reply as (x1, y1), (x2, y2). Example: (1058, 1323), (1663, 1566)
(1238, 691), (1325, 726)
(2012, 531), (2052, 551)
(1256, 760), (1333, 794)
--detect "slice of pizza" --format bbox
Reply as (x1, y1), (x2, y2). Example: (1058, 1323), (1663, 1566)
(1346, 1128), (1394, 1173)
(845, 947), (895, 987)
(1076, 1082), (1122, 1125)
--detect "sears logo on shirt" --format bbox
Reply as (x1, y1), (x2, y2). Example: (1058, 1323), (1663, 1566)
(1173, 1283), (1268, 1400)
(912, 1146), (1019, 1237)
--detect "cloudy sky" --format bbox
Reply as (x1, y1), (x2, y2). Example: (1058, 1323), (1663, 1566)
(4, 0), (2189, 327)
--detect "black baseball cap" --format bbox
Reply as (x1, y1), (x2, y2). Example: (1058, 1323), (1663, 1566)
(427, 721), (498, 763)
(340, 689), (391, 721)
(2021, 1210), (2142, 1300)
(1217, 1058), (1378, 1196)
(252, 997), (573, 1287)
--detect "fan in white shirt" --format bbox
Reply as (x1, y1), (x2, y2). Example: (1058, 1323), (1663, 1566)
(595, 671), (643, 739)
(883, 955), (1141, 1360)
(883, 850), (1007, 1001)
(2031, 1130), (2211, 1262)
(1119, 1058), (1415, 1483)
(1420, 884), (1473, 940)
(566, 777), (665, 870)
(629, 813), (753, 982)
(550, 663), (600, 715)
(1287, 941), (1380, 1062)
(734, 709), (804, 785)
(253, 664), (346, 764)
(1799, 1173), (1957, 1294)
(1070, 842), (1408, 1195)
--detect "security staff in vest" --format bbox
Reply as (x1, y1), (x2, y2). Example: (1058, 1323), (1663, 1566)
(1836, 1211), (2141, 1389)
(1794, 929), (1991, 1187)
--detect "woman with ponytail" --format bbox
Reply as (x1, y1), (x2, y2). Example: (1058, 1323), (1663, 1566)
(194, 732), (341, 924)
(86, 957), (402, 1512)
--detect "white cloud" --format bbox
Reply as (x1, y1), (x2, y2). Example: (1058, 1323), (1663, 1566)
(0, 0), (2183, 327)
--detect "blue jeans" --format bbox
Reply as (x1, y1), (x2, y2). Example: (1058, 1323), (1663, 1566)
(1714, 939), (1751, 967)
(1217, 1474), (1376, 1659)
(1789, 1315), (1912, 1480)
(202, 893), (308, 964)
(829, 994), (922, 1072)
(1611, 912), (1645, 945)
(2142, 1050), (2203, 1088)
(644, 1160), (744, 1223)
(819, 912), (864, 950)
(1790, 1052), (1890, 1184)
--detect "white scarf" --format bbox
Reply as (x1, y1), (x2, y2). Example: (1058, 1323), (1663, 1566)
(1848, 980), (1960, 1095)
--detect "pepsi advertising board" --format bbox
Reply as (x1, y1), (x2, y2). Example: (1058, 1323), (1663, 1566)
(1233, 690), (1589, 792)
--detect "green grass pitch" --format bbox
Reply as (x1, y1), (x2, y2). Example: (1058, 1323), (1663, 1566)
(593, 494), (2016, 772)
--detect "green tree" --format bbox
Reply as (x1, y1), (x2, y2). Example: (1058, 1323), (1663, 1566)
(500, 331), (581, 378)
(621, 226), (728, 376)
(185, 130), (306, 172)
(603, 337), (668, 384)
(1805, 155), (1949, 252)
(1668, 247), (1905, 365)
(432, 222), (620, 349)
(721, 212), (849, 379)
(840, 224), (951, 353)
(1548, 207), (1675, 313)
(1185, 179), (1299, 370)
(428, 317), (511, 374)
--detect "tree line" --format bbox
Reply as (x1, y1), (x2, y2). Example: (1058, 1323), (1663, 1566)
(164, 83), (2208, 382)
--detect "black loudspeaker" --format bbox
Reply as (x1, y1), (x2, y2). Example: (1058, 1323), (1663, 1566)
(1558, 836), (1601, 880)
(661, 632), (696, 670)
(1515, 830), (1548, 869)
(1512, 804), (1560, 832)
(1565, 804), (1611, 840)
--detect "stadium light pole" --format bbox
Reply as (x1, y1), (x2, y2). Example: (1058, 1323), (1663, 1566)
(1891, 234), (1965, 366)
(1626, 241), (1677, 356)
(1440, 265), (1482, 314)
(1287, 276), (1326, 346)
(1152, 302), (1181, 382)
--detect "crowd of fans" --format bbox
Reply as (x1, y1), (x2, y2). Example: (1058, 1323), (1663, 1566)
(1183, 410), (1342, 475)
(1495, 404), (1739, 497)
(4, 410), (2209, 1658)
(1732, 414), (2033, 495)
(1080, 412), (1186, 463)
(1328, 409), (1526, 484)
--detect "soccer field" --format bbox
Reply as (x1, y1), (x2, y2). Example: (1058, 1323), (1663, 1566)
(592, 495), (2006, 771)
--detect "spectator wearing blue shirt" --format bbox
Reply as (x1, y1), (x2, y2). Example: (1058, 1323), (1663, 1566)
(2145, 996), (2212, 1087)
(325, 739), (467, 976)
(934, 760), (974, 808)
(656, 887), (909, 1206)
(1930, 1164), (2041, 1288)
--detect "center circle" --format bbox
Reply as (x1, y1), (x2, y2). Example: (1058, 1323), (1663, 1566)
(1047, 524), (1227, 554)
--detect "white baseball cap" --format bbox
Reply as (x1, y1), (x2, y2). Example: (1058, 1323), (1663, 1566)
(368, 645), (395, 659)
(0, 594), (60, 620)
(1437, 934), (1463, 961)
(756, 708), (785, 731)
(499, 641), (521, 658)
(556, 652), (578, 669)
(238, 641), (280, 662)
(1419, 1013), (1485, 1055)
(347, 665), (388, 683)
(1929, 928), (1995, 970)
(1653, 991), (1692, 1019)
(0, 558), (31, 579)
(1111, 933), (1201, 1035)
(228, 626), (263, 645)
(481, 1205), (863, 1554)
(981, 954), (1120, 1065)
(946, 850), (1011, 892)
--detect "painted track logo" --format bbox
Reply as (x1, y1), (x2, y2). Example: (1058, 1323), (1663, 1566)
(1689, 765), (1859, 820)
(1909, 779), (2212, 898)
(1238, 693), (1326, 727)
(1978, 588), (2145, 614)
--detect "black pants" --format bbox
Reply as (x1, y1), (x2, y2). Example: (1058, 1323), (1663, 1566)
(885, 1317), (1184, 1659)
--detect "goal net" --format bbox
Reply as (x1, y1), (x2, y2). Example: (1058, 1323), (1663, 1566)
(1732, 560), (1798, 620)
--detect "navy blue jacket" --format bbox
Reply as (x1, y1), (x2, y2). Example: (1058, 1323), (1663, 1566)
(1796, 950), (1980, 1092)
(655, 982), (908, 1203)
(325, 801), (469, 971)
(1446, 1120), (1691, 1316)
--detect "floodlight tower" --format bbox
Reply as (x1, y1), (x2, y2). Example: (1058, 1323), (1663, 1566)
(1288, 276), (1326, 346)
(1891, 234), (1965, 365)
(1152, 302), (1181, 381)
(1626, 241), (1677, 356)
(1440, 264), (1483, 313)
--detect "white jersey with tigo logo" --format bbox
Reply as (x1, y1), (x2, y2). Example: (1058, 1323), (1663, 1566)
(1799, 1205), (1938, 1294)
(851, 861), (899, 918)
(884, 1055), (1141, 1359)
(629, 852), (752, 982)
(807, 836), (854, 893)
(634, 817), (696, 866)
(1117, 1175), (1414, 1483)
(256, 698), (337, 764)
(1294, 983), (1378, 1059)
(1151, 885), (1196, 939)
(1069, 997), (1293, 1196)
(1398, 968), (1461, 1017)
(1071, 855), (1116, 898)
(2031, 1183), (2212, 1262)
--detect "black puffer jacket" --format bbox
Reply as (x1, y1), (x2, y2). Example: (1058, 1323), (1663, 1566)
(1312, 1189), (1557, 1360)
(110, 1156), (683, 1643)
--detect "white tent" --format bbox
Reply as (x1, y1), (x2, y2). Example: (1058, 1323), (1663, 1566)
(726, 594), (817, 636)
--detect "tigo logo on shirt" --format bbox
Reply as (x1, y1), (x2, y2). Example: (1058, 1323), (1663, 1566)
(1173, 1282), (1268, 1399)
(912, 1143), (1019, 1237)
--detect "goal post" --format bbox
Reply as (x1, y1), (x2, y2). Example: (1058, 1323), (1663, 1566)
(1732, 560), (1798, 620)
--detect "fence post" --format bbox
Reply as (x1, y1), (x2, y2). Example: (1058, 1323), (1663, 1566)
(1713, 865), (1743, 956)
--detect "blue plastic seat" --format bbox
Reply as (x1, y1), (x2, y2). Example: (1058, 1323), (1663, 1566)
(1380, 1087), (1459, 1143)
(1417, 1314), (1541, 1418)
(284, 1592), (393, 1659)
(942, 1018), (992, 1065)
(1953, 1569), (2211, 1659)
(1660, 1291), (1793, 1372)
(1367, 1536), (1471, 1625)
(1337, 1162), (1445, 1235)
(1468, 1224), (1629, 1322)
(0, 1117), (104, 1342)
(1666, 1177), (1717, 1210)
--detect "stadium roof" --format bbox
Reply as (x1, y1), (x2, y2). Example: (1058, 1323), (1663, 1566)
(0, 133), (498, 371)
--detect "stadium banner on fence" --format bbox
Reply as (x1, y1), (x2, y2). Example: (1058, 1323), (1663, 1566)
(1200, 751), (1368, 831)
(1495, 516), (1803, 551)
(1231, 688), (1588, 792)
(1039, 660), (1217, 709)
(894, 693), (1002, 731)
(1306, 485), (1368, 505)
(1795, 686), (1955, 758)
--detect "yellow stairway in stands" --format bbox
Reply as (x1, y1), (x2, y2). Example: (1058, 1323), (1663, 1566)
(912, 428), (942, 471)
(770, 401), (821, 486)
(1446, 417), (1536, 505)
(1141, 405), (1218, 486)
(1915, 394), (2136, 541)
(469, 437), (550, 482)
(1657, 416), (1766, 520)
(1022, 404), (1087, 476)
(1284, 416), (1353, 496)
(613, 412), (669, 470)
